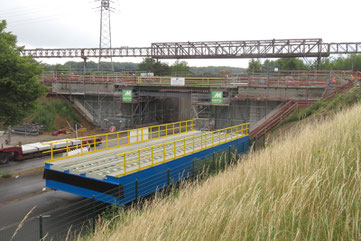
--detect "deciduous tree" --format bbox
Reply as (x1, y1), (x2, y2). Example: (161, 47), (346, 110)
(0, 20), (46, 126)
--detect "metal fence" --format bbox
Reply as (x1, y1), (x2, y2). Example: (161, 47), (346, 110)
(115, 123), (249, 176)
(44, 120), (194, 163)
(41, 70), (361, 88)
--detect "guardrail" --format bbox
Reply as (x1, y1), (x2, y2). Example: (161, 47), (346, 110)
(42, 74), (356, 88)
(44, 120), (195, 162)
(250, 101), (297, 139)
(115, 123), (249, 176)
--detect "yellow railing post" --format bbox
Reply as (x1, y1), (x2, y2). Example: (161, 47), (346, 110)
(124, 155), (126, 174)
(117, 133), (119, 146)
(179, 122), (181, 133)
(158, 126), (160, 138)
(94, 137), (96, 151)
(191, 120), (194, 131)
(66, 140), (69, 157)
(81, 138), (83, 154)
(186, 122), (188, 132)
(173, 124), (175, 135)
(166, 125), (168, 137)
(51, 143), (53, 161)
(106, 134), (108, 149)
(127, 131), (130, 144)
(236, 126), (239, 137)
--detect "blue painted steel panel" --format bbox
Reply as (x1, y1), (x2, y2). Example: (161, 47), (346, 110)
(45, 136), (249, 205)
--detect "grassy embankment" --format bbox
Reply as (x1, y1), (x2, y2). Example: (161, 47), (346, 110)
(28, 97), (80, 131)
(83, 94), (361, 240)
(285, 85), (361, 124)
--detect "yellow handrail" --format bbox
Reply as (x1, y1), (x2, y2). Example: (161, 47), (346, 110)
(45, 119), (195, 163)
(115, 123), (249, 177)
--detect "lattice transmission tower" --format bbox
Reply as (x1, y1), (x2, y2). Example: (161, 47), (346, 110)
(98, 0), (114, 71)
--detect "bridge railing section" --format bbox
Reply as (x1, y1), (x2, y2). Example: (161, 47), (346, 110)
(44, 120), (194, 162)
(234, 77), (327, 87)
(115, 123), (249, 176)
(233, 70), (360, 87)
(42, 74), (139, 84)
(41, 70), (361, 88)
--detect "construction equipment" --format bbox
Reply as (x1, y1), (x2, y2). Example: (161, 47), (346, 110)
(0, 137), (102, 164)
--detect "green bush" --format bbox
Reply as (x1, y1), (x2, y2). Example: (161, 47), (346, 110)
(32, 99), (80, 131)
(1, 172), (12, 178)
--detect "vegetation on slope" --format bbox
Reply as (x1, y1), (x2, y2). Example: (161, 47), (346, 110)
(285, 86), (361, 124)
(29, 97), (80, 131)
(85, 95), (361, 240)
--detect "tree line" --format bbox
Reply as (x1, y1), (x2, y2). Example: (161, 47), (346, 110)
(247, 55), (361, 73)
(44, 59), (247, 76)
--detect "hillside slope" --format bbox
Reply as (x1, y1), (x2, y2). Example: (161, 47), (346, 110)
(268, 85), (361, 144)
(87, 102), (361, 241)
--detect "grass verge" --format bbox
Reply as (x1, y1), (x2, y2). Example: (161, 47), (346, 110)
(284, 86), (361, 124)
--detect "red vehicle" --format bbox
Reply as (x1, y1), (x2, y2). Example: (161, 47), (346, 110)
(0, 137), (102, 164)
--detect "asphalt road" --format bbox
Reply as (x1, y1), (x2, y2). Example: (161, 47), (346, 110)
(0, 154), (89, 241)
(0, 131), (176, 240)
(0, 191), (89, 241)
(0, 139), (125, 240)
(0, 172), (45, 205)
(0, 155), (57, 174)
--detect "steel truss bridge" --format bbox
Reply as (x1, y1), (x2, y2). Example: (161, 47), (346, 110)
(21, 38), (361, 60)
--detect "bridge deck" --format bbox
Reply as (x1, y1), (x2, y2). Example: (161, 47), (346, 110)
(48, 131), (202, 179)
(43, 123), (249, 205)
(46, 123), (248, 180)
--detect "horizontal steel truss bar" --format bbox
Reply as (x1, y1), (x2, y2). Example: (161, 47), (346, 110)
(21, 38), (361, 59)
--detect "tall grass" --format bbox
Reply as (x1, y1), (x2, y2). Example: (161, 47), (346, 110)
(85, 103), (361, 241)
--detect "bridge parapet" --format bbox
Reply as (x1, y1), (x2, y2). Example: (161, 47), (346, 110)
(42, 70), (358, 89)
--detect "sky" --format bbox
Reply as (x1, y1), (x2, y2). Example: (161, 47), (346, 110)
(0, 0), (360, 68)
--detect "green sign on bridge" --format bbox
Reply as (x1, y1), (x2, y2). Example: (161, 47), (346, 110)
(211, 91), (223, 104)
(122, 89), (133, 102)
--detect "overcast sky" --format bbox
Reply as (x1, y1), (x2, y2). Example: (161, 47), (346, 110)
(0, 0), (360, 67)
